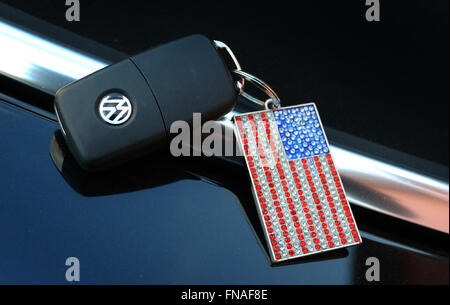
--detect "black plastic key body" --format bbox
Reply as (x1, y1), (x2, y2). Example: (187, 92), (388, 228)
(54, 35), (237, 171)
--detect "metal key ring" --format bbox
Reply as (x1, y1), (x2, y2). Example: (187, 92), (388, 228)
(214, 40), (281, 109)
(213, 40), (245, 94)
(233, 70), (281, 110)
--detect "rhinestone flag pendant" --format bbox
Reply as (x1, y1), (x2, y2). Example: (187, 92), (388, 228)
(234, 103), (362, 262)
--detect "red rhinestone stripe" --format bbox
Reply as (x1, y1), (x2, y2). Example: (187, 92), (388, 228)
(260, 113), (299, 258)
(236, 116), (282, 254)
(310, 155), (338, 248)
(286, 160), (312, 254)
(321, 154), (347, 245)
(252, 113), (294, 259)
(325, 153), (360, 243)
(298, 158), (323, 252)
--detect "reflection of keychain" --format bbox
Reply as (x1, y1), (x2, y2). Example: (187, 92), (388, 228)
(226, 44), (362, 262)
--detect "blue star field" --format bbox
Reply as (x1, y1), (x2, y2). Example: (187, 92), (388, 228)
(273, 105), (330, 160)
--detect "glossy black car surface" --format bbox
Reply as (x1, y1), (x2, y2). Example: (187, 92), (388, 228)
(0, 1), (448, 284)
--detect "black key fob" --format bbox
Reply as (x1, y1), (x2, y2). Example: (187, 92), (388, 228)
(54, 35), (237, 171)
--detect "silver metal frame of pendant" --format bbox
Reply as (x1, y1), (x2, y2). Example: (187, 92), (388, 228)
(233, 102), (362, 263)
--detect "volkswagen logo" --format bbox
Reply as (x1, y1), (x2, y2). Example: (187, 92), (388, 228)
(98, 93), (132, 125)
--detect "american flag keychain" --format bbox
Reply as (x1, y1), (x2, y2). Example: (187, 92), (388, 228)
(231, 67), (362, 263)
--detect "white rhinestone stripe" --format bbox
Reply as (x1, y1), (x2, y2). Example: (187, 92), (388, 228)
(316, 154), (348, 245)
(318, 154), (361, 243)
(253, 113), (294, 257)
(254, 112), (297, 258)
(296, 158), (335, 250)
(239, 114), (287, 258)
(264, 112), (317, 255)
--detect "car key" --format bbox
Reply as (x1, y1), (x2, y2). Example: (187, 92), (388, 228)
(54, 34), (237, 171)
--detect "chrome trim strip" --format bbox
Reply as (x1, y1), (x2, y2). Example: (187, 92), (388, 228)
(332, 146), (448, 233)
(1, 20), (448, 233)
(0, 19), (107, 94)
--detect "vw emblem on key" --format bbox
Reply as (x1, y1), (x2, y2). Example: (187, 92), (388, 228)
(99, 93), (132, 125)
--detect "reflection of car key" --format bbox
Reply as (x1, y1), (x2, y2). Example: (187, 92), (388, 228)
(54, 35), (237, 171)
